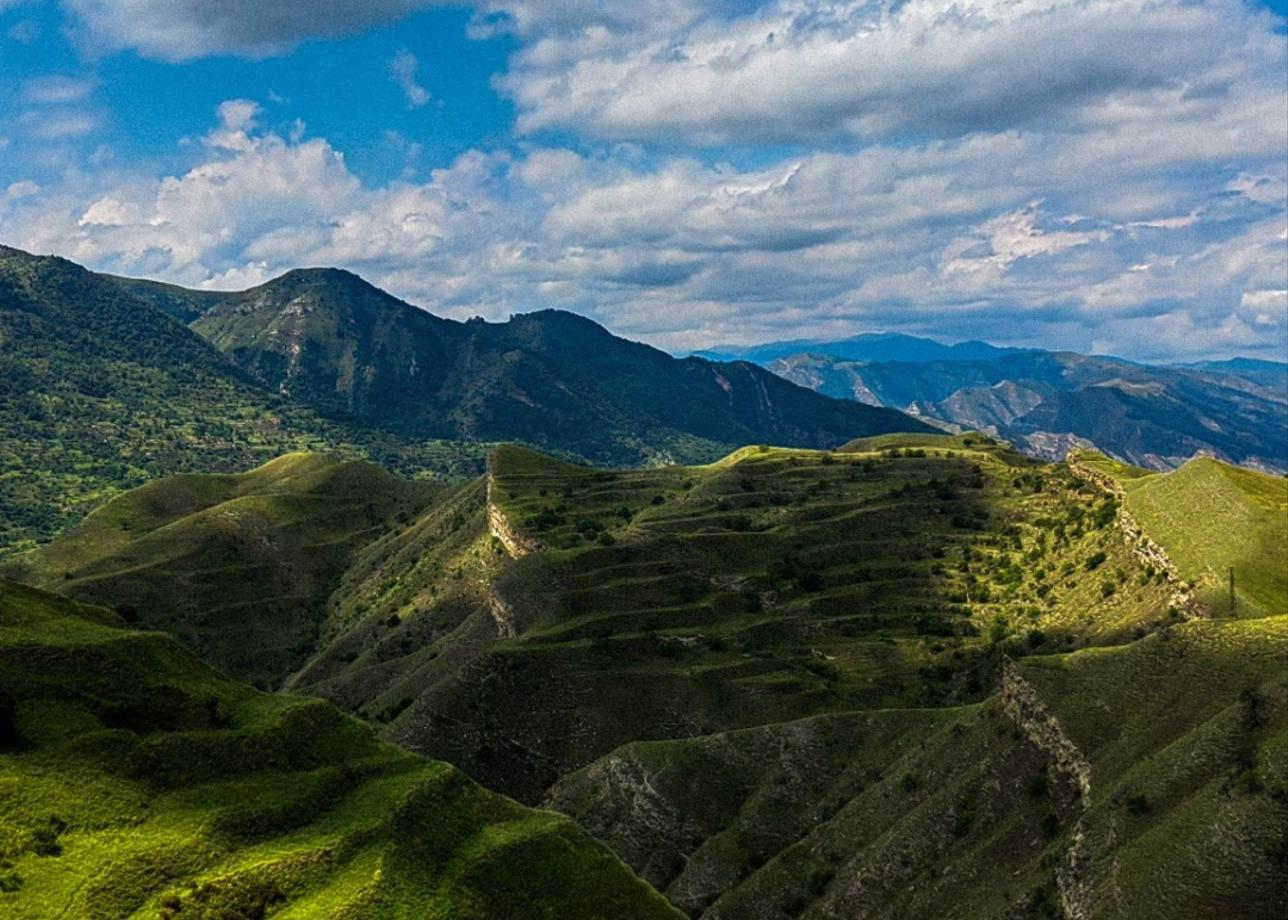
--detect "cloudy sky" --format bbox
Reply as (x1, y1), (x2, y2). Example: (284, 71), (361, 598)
(1, 0), (1285, 360)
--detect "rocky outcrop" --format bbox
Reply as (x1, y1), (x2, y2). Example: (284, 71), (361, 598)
(1068, 456), (1205, 618)
(1000, 661), (1091, 803)
(485, 474), (541, 559)
(487, 590), (517, 640)
(1000, 660), (1095, 920)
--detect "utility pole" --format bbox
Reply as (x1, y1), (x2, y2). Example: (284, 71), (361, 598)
(1229, 567), (1237, 617)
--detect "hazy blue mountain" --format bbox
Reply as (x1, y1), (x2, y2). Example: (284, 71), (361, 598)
(694, 331), (1019, 365)
(764, 347), (1288, 472)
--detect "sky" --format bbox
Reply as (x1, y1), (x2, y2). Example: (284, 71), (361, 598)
(0, 1), (1285, 361)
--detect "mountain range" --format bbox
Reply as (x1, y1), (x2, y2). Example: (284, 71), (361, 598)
(700, 333), (1288, 473)
(0, 245), (926, 554)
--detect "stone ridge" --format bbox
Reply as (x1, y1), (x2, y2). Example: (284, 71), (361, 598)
(1067, 457), (1204, 617)
(485, 473), (542, 559)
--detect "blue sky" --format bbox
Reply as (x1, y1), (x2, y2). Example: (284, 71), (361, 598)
(0, 0), (1285, 361)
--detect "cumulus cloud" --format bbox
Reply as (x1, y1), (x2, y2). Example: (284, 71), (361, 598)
(495, 0), (1287, 146)
(390, 49), (431, 108)
(2, 96), (1283, 360)
(6, 1), (1285, 362)
(61, 0), (437, 60)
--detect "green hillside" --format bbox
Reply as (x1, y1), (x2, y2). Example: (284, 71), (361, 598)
(0, 246), (485, 556)
(10, 437), (1284, 917)
(0, 578), (681, 918)
(551, 616), (1287, 919)
(1079, 453), (1288, 617)
(1, 454), (439, 687)
(287, 436), (1176, 802)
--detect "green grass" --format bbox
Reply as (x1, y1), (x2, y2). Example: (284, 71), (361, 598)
(0, 578), (680, 919)
(1083, 454), (1288, 616)
(287, 441), (1175, 804)
(10, 442), (1285, 918)
(2, 454), (440, 687)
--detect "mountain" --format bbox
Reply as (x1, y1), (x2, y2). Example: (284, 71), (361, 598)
(0, 578), (680, 918)
(117, 267), (931, 464)
(0, 246), (481, 555)
(0, 244), (929, 554)
(8, 437), (1284, 918)
(1175, 357), (1288, 394)
(693, 331), (1016, 365)
(765, 349), (1288, 472)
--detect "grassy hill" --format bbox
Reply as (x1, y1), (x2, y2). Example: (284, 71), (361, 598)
(0, 246), (485, 557)
(0, 578), (681, 918)
(1, 454), (439, 687)
(278, 435), (1176, 804)
(10, 436), (1284, 917)
(1078, 453), (1288, 617)
(550, 615), (1287, 919)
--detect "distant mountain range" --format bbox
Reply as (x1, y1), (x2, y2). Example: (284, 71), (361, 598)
(697, 333), (1287, 473)
(0, 245), (926, 552)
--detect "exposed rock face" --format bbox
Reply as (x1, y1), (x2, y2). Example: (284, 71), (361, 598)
(1000, 660), (1094, 920)
(1000, 661), (1091, 803)
(487, 590), (518, 640)
(485, 474), (541, 559)
(1067, 457), (1205, 618)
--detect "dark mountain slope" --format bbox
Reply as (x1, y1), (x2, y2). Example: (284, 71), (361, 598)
(153, 269), (932, 464)
(0, 246), (454, 555)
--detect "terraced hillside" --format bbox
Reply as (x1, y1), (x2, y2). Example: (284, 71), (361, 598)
(552, 616), (1287, 919)
(1075, 452), (1288, 618)
(12, 436), (1283, 918)
(0, 579), (680, 918)
(289, 435), (1177, 803)
(2, 454), (439, 687)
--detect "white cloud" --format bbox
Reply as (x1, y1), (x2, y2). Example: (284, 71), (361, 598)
(5, 181), (39, 201)
(390, 49), (431, 109)
(61, 0), (438, 60)
(495, 0), (1287, 147)
(20, 76), (96, 105)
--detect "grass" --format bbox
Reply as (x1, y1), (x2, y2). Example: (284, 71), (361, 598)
(0, 578), (680, 919)
(288, 437), (1176, 804)
(1, 454), (440, 687)
(1080, 453), (1288, 616)
(10, 435), (1285, 918)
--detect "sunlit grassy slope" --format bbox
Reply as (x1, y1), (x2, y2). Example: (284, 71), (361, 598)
(0, 578), (680, 919)
(1081, 453), (1288, 617)
(12, 436), (1283, 918)
(293, 435), (1176, 803)
(2, 454), (440, 687)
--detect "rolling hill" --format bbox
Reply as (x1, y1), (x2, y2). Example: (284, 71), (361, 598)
(1, 454), (440, 687)
(5, 437), (1285, 916)
(0, 578), (681, 918)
